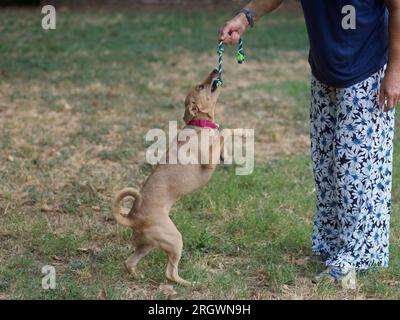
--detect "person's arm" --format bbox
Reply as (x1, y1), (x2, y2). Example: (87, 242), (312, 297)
(219, 0), (284, 44)
(380, 0), (400, 111)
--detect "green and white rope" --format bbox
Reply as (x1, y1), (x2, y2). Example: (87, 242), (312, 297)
(214, 38), (246, 88)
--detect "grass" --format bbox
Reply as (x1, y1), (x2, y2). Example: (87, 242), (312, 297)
(0, 5), (399, 300)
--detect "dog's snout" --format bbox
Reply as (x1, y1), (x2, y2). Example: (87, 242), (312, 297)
(212, 69), (218, 75)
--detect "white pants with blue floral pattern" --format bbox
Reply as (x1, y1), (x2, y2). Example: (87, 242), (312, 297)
(310, 66), (396, 271)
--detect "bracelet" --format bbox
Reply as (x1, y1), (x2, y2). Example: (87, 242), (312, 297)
(239, 8), (255, 28)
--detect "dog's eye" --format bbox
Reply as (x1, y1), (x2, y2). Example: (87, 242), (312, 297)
(198, 85), (205, 91)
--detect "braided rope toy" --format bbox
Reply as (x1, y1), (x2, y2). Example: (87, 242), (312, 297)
(214, 38), (246, 88)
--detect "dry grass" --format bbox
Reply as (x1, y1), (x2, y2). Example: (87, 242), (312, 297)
(1, 8), (399, 300)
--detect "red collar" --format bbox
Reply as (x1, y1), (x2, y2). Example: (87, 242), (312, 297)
(187, 119), (219, 130)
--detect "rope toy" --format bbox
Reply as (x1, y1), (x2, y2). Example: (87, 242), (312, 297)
(214, 38), (246, 88)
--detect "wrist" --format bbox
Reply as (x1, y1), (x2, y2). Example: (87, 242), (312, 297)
(237, 12), (250, 29)
(387, 60), (400, 75)
(239, 8), (255, 28)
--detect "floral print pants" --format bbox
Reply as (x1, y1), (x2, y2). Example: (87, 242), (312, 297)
(310, 66), (396, 271)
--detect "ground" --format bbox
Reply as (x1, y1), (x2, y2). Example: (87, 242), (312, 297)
(0, 6), (400, 300)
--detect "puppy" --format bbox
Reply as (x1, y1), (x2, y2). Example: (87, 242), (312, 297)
(112, 69), (224, 286)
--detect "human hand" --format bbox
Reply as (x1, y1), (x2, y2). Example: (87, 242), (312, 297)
(218, 13), (249, 44)
(379, 66), (400, 112)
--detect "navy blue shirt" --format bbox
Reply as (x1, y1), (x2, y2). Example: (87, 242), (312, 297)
(300, 0), (389, 88)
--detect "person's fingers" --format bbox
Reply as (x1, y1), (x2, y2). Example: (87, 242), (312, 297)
(219, 22), (234, 41)
(391, 94), (400, 110)
(378, 86), (386, 109)
(222, 32), (239, 44)
(223, 32), (241, 44)
(225, 37), (235, 45)
(385, 94), (395, 112)
(231, 32), (241, 44)
(219, 24), (229, 41)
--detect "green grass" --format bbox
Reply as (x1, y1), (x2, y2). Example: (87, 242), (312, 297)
(0, 6), (399, 300)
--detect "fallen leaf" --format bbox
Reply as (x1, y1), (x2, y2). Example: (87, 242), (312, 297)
(281, 284), (290, 293)
(61, 99), (72, 110)
(48, 149), (61, 157)
(41, 205), (53, 213)
(159, 284), (177, 296)
(78, 247), (99, 255)
(295, 257), (310, 266)
(95, 185), (106, 191)
(51, 255), (63, 261)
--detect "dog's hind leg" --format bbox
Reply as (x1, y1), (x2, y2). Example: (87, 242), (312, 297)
(124, 244), (153, 275)
(159, 219), (191, 286)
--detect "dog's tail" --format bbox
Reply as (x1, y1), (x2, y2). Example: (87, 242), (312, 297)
(112, 188), (143, 227)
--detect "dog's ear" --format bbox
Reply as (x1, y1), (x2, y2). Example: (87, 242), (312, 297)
(183, 97), (198, 123)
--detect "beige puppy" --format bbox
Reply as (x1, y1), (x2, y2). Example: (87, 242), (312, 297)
(112, 69), (224, 286)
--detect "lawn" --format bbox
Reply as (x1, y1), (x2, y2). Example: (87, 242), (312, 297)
(0, 5), (399, 300)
